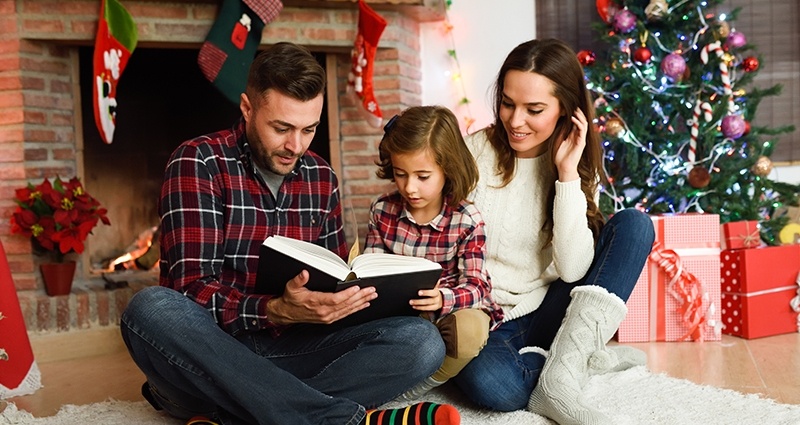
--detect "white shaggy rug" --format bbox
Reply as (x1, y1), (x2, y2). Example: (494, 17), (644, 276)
(2, 367), (800, 424)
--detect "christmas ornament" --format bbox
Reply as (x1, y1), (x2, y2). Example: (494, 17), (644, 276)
(742, 56), (759, 72)
(633, 46), (652, 63)
(716, 21), (731, 39)
(644, 0), (668, 21)
(577, 50), (596, 66)
(660, 53), (686, 80)
(198, 0), (283, 105)
(701, 41), (734, 113)
(688, 166), (711, 188)
(721, 115), (746, 139)
(92, 0), (138, 144)
(613, 9), (637, 33)
(751, 155), (773, 176)
(605, 118), (625, 137)
(726, 30), (747, 49)
(779, 222), (800, 244)
(743, 120), (751, 136)
(596, 0), (620, 24)
(347, 0), (388, 128)
(688, 101), (713, 164)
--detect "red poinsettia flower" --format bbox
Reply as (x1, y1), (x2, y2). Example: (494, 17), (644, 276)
(10, 176), (111, 261)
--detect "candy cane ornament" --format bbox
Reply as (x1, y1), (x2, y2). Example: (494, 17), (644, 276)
(688, 100), (713, 164)
(700, 41), (735, 113)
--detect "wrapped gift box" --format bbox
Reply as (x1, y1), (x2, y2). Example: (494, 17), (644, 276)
(720, 220), (761, 250)
(618, 214), (721, 342)
(720, 245), (800, 339)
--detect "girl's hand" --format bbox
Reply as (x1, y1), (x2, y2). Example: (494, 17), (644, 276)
(554, 108), (588, 182)
(409, 282), (443, 312)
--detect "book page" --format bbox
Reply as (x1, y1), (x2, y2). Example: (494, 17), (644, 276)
(264, 236), (351, 280)
(350, 253), (441, 278)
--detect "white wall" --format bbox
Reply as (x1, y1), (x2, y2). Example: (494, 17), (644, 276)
(420, 0), (535, 133)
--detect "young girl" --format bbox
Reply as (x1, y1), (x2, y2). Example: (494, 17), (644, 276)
(364, 105), (504, 400)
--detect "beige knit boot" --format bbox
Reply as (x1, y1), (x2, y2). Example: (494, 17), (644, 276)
(527, 285), (627, 425)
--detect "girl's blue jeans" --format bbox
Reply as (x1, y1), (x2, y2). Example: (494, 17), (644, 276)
(453, 208), (655, 411)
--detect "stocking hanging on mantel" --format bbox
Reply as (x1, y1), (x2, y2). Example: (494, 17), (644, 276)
(198, 0), (283, 105)
(92, 0), (138, 144)
(347, 0), (387, 128)
(0, 240), (42, 398)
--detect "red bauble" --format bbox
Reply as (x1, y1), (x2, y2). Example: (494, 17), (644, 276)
(633, 47), (652, 64)
(596, 0), (619, 24)
(688, 166), (711, 189)
(742, 56), (759, 72)
(743, 120), (751, 136)
(578, 50), (597, 66)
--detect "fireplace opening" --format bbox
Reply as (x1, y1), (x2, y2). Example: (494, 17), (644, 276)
(78, 47), (331, 270)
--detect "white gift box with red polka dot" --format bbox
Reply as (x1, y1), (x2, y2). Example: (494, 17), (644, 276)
(618, 214), (722, 342)
(720, 246), (800, 339)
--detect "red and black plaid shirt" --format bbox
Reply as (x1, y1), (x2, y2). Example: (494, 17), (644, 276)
(364, 192), (504, 328)
(158, 118), (347, 336)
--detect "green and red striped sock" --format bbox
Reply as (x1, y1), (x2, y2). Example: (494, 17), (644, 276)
(362, 402), (460, 425)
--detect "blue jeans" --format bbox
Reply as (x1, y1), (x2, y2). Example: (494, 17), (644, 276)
(120, 286), (445, 425)
(453, 208), (655, 411)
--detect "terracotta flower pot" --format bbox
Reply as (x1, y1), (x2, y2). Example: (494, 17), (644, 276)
(40, 261), (76, 296)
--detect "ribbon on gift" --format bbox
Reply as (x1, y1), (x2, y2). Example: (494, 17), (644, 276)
(735, 221), (760, 248)
(791, 271), (800, 332)
(648, 242), (709, 341)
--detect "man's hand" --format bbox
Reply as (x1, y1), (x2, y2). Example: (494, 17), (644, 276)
(266, 270), (377, 325)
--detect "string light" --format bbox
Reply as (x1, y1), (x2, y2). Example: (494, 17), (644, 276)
(441, 0), (475, 132)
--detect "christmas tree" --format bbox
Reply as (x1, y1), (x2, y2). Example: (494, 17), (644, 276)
(584, 0), (799, 245)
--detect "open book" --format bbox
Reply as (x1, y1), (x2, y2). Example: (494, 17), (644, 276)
(255, 235), (443, 326)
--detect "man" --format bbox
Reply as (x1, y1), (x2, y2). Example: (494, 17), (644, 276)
(120, 42), (459, 425)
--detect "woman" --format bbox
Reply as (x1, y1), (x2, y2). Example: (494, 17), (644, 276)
(452, 38), (655, 425)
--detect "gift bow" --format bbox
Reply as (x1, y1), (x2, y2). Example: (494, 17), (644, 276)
(735, 221), (760, 248)
(791, 271), (800, 332)
(648, 243), (709, 341)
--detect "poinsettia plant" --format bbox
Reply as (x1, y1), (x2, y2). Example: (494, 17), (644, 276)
(10, 177), (111, 262)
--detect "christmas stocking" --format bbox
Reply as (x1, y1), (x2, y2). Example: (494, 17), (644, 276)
(92, 0), (138, 144)
(0, 240), (42, 398)
(347, 0), (387, 128)
(198, 0), (283, 105)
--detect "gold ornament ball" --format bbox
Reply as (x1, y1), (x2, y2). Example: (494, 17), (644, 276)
(688, 166), (711, 188)
(751, 156), (773, 176)
(605, 118), (625, 137)
(717, 21), (731, 39)
(645, 0), (669, 21)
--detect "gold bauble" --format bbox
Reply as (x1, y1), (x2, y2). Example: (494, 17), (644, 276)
(717, 21), (731, 39)
(605, 118), (625, 138)
(751, 156), (773, 176)
(645, 0), (669, 21)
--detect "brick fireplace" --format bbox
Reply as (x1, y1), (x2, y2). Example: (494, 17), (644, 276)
(0, 0), (443, 333)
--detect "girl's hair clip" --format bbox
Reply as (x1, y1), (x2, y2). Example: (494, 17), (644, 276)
(383, 114), (399, 134)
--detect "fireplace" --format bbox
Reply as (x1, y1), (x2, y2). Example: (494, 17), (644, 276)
(3, 0), (441, 333)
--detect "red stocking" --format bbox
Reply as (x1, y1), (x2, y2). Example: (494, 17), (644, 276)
(347, 0), (387, 128)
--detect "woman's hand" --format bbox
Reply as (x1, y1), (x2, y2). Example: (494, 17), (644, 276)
(554, 108), (588, 182)
(409, 282), (443, 312)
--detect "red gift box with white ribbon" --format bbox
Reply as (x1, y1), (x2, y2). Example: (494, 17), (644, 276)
(617, 214), (722, 342)
(720, 245), (800, 339)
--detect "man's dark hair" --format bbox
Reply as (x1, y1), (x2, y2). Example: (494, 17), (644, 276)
(246, 42), (326, 103)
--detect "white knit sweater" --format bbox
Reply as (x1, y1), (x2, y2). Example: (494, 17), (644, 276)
(465, 130), (595, 321)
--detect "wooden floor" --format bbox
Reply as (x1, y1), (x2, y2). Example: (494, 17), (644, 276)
(6, 327), (800, 418)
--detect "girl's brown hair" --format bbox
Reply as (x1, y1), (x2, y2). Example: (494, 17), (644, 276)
(487, 38), (606, 240)
(376, 106), (478, 207)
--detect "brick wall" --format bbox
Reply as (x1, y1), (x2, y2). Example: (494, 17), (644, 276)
(0, 0), (429, 333)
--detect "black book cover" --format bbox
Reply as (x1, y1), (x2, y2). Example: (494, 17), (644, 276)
(255, 244), (442, 326)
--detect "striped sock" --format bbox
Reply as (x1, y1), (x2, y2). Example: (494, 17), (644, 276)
(363, 402), (460, 425)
